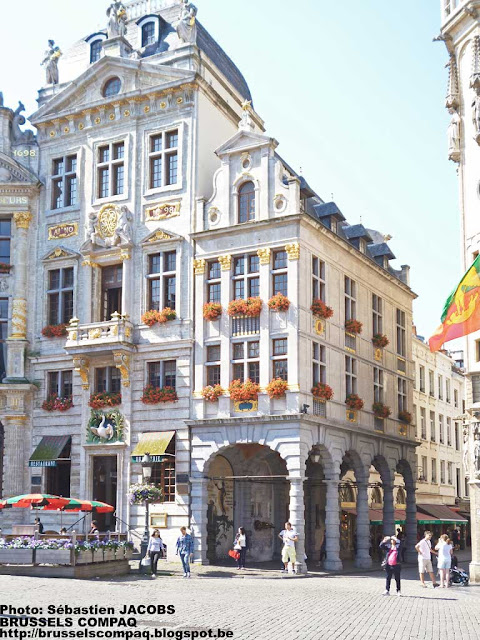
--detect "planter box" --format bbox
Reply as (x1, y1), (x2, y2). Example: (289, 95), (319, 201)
(124, 548), (133, 560)
(0, 549), (33, 564)
(103, 549), (116, 562)
(36, 549), (72, 565)
(75, 551), (94, 564)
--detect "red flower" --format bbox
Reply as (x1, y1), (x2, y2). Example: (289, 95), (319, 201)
(141, 386), (179, 404)
(311, 383), (334, 401)
(372, 402), (391, 419)
(398, 410), (412, 424)
(372, 334), (389, 348)
(201, 385), (224, 402)
(142, 308), (177, 327)
(41, 324), (68, 338)
(310, 299), (334, 319)
(0, 263), (11, 273)
(345, 319), (363, 335)
(227, 298), (262, 317)
(203, 303), (222, 321)
(268, 294), (290, 312)
(266, 378), (288, 398)
(89, 392), (122, 409)
(345, 394), (364, 410)
(42, 394), (73, 412)
(228, 379), (260, 402)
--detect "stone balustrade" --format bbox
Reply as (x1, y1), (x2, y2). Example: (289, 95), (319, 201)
(65, 314), (134, 351)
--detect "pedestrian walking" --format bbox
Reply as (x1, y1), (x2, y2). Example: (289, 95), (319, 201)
(176, 526), (194, 578)
(380, 535), (402, 596)
(451, 527), (460, 551)
(234, 527), (247, 570)
(435, 534), (453, 588)
(278, 522), (298, 573)
(415, 531), (439, 588)
(147, 529), (164, 579)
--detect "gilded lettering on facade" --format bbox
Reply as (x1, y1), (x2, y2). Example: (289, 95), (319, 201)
(145, 202), (181, 222)
(48, 222), (78, 240)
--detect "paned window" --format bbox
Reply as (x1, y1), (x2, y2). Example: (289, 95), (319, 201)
(447, 462), (453, 485)
(312, 257), (325, 302)
(238, 181), (255, 223)
(0, 298), (7, 380)
(312, 342), (326, 385)
(454, 388), (458, 408)
(149, 130), (179, 189)
(439, 414), (444, 443)
(272, 338), (288, 380)
(373, 367), (384, 403)
(90, 40), (103, 63)
(446, 380), (451, 403)
(47, 268), (74, 325)
(440, 460), (445, 484)
(207, 260), (221, 303)
(429, 370), (435, 397)
(47, 370), (73, 398)
(97, 141), (124, 198)
(141, 22), (156, 47)
(419, 366), (425, 393)
(421, 456), (427, 480)
(397, 377), (407, 413)
(148, 360), (176, 389)
(345, 355), (357, 395)
(232, 340), (259, 383)
(151, 437), (175, 502)
(52, 155), (77, 209)
(430, 411), (436, 442)
(396, 309), (406, 357)
(103, 77), (121, 98)
(0, 220), (11, 265)
(420, 407), (426, 439)
(206, 344), (221, 386)
(431, 458), (437, 484)
(147, 251), (176, 310)
(438, 375), (443, 400)
(272, 250), (288, 297)
(344, 277), (356, 322)
(232, 254), (259, 299)
(95, 367), (121, 393)
(447, 417), (452, 446)
(372, 294), (383, 335)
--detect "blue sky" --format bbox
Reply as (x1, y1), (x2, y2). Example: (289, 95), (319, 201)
(0, 1), (458, 339)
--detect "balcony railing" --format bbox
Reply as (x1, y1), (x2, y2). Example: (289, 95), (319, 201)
(231, 315), (260, 337)
(65, 313), (134, 349)
(125, 0), (174, 19)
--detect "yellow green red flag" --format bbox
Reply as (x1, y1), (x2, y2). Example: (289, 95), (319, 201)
(429, 255), (480, 352)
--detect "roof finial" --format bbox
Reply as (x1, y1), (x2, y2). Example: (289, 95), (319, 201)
(239, 100), (254, 132)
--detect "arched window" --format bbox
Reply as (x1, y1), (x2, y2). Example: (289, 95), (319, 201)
(103, 77), (121, 98)
(90, 40), (103, 63)
(238, 181), (255, 224)
(396, 487), (406, 505)
(141, 22), (156, 47)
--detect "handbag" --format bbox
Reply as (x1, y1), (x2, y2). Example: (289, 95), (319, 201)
(228, 549), (240, 560)
(141, 555), (152, 566)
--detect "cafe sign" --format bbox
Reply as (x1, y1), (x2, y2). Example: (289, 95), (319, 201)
(145, 202), (180, 222)
(48, 222), (78, 240)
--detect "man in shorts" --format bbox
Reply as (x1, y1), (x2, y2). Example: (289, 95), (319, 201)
(415, 531), (439, 588)
(279, 522), (298, 573)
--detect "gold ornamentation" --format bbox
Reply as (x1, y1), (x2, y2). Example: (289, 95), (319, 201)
(257, 248), (271, 265)
(49, 131), (56, 138)
(70, 331), (77, 340)
(285, 243), (300, 260)
(109, 114), (115, 121)
(63, 127), (70, 134)
(110, 325), (119, 337)
(48, 248), (70, 259)
(398, 424), (407, 437)
(81, 259), (100, 268)
(113, 351), (130, 387)
(78, 123), (85, 130)
(119, 251), (131, 261)
(145, 202), (181, 221)
(88, 328), (102, 340)
(124, 110), (130, 117)
(97, 204), (119, 238)
(374, 348), (382, 362)
(13, 212), (33, 229)
(241, 99), (252, 111)
(218, 254), (232, 271)
(193, 259), (206, 275)
(147, 230), (173, 242)
(314, 319), (325, 336)
(125, 327), (132, 339)
(10, 298), (27, 339)
(48, 222), (78, 240)
(4, 415), (28, 422)
(160, 102), (166, 109)
(233, 400), (258, 412)
(94, 117), (101, 124)
(73, 356), (90, 390)
(144, 105), (150, 113)
(176, 97), (183, 105)
(346, 409), (357, 423)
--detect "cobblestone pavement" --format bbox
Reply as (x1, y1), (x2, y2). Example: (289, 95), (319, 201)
(0, 563), (479, 640)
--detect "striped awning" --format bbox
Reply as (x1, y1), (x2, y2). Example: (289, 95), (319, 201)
(28, 436), (71, 468)
(131, 431), (175, 463)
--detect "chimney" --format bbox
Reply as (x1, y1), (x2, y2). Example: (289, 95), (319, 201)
(0, 107), (13, 155)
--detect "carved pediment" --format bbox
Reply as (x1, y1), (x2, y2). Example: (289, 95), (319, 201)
(0, 153), (39, 185)
(141, 228), (183, 245)
(215, 130), (278, 159)
(43, 246), (80, 262)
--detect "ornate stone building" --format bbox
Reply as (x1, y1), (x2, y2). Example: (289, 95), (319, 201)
(0, 0), (418, 571)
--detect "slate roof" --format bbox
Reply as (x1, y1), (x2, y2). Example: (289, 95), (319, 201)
(343, 224), (373, 242)
(369, 242), (396, 260)
(312, 202), (345, 220)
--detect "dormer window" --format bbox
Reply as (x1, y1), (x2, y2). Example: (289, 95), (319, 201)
(141, 22), (156, 47)
(90, 40), (103, 63)
(103, 77), (121, 98)
(238, 182), (255, 224)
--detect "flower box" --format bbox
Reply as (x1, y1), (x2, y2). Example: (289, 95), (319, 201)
(0, 549), (33, 564)
(42, 394), (74, 412)
(141, 385), (178, 404)
(345, 394), (364, 410)
(124, 547), (134, 560)
(372, 333), (389, 349)
(201, 385), (224, 402)
(89, 391), (122, 409)
(75, 551), (94, 564)
(203, 302), (222, 321)
(0, 263), (12, 273)
(142, 308), (177, 327)
(227, 297), (262, 317)
(102, 549), (116, 562)
(128, 483), (163, 505)
(36, 549), (72, 565)
(310, 299), (334, 319)
(266, 378), (288, 398)
(345, 319), (363, 335)
(372, 402), (391, 419)
(268, 293), (290, 312)
(41, 323), (68, 338)
(311, 383), (334, 401)
(228, 379), (260, 402)
(398, 410), (412, 424)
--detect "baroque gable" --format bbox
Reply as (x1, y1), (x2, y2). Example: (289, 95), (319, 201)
(42, 246), (80, 262)
(141, 228), (183, 246)
(0, 153), (39, 186)
(215, 130), (278, 160)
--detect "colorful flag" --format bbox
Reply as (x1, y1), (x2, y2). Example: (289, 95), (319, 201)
(429, 255), (480, 351)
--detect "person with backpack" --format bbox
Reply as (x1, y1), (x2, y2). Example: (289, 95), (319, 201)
(234, 527), (248, 570)
(380, 535), (402, 596)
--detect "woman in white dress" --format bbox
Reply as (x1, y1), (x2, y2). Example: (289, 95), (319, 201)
(435, 534), (453, 588)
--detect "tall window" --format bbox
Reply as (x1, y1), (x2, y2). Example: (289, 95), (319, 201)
(438, 375), (443, 400)
(0, 298), (8, 380)
(312, 342), (326, 385)
(455, 422), (460, 450)
(272, 250), (288, 297)
(47, 370), (73, 399)
(429, 370), (435, 397)
(90, 40), (103, 63)
(446, 379), (451, 403)
(207, 260), (221, 303)
(421, 456), (427, 480)
(205, 345), (221, 386)
(312, 257), (325, 301)
(454, 389), (458, 408)
(141, 21), (156, 47)
(396, 309), (406, 357)
(272, 338), (288, 380)
(431, 458), (437, 484)
(420, 407), (426, 439)
(151, 437), (175, 503)
(232, 340), (259, 383)
(430, 411), (436, 442)
(447, 462), (453, 485)
(232, 254), (259, 299)
(0, 220), (10, 266)
(373, 367), (384, 403)
(148, 360), (176, 389)
(419, 366), (425, 393)
(95, 367), (121, 393)
(345, 356), (357, 395)
(238, 181), (255, 223)
(372, 294), (383, 335)
(344, 277), (356, 322)
(52, 155), (77, 209)
(439, 414), (444, 444)
(397, 377), (407, 412)
(147, 251), (176, 310)
(47, 268), (74, 325)
(97, 141), (124, 198)
(149, 129), (179, 189)
(447, 417), (452, 446)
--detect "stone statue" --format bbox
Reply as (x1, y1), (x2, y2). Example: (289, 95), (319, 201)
(177, 0), (197, 44)
(239, 100), (254, 131)
(448, 108), (461, 159)
(41, 40), (62, 85)
(472, 91), (480, 139)
(107, 2), (128, 39)
(88, 205), (132, 248)
(87, 212), (97, 245)
(12, 102), (35, 144)
(114, 206), (133, 245)
(473, 430), (480, 479)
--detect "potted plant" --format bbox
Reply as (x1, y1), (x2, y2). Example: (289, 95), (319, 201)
(227, 297), (263, 317)
(41, 323), (68, 338)
(311, 383), (334, 401)
(88, 391), (122, 409)
(128, 483), (163, 505)
(201, 385), (224, 402)
(266, 378), (288, 398)
(268, 293), (290, 312)
(203, 302), (222, 321)
(372, 402), (391, 419)
(0, 262), (11, 273)
(310, 299), (334, 319)
(141, 308), (177, 327)
(372, 334), (389, 349)
(141, 385), (178, 404)
(398, 410), (412, 424)
(345, 393), (364, 410)
(228, 379), (260, 402)
(345, 319), (363, 334)
(41, 394), (74, 412)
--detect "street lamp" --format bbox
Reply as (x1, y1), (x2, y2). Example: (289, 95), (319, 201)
(140, 453), (153, 572)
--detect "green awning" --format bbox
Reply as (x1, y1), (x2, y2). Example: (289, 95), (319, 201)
(131, 431), (175, 463)
(28, 436), (71, 468)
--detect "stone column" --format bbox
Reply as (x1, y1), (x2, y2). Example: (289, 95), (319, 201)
(190, 476), (209, 564)
(405, 483), (417, 563)
(288, 475), (307, 574)
(355, 482), (372, 568)
(469, 478), (480, 583)
(3, 415), (28, 496)
(324, 478), (343, 571)
(382, 483), (395, 536)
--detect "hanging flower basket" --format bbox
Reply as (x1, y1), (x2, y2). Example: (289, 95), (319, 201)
(228, 379), (260, 402)
(372, 334), (389, 349)
(203, 302), (222, 321)
(201, 385), (224, 402)
(268, 293), (290, 312)
(0, 263), (11, 273)
(141, 385), (178, 404)
(266, 378), (288, 398)
(141, 308), (177, 327)
(345, 393), (364, 410)
(310, 299), (334, 319)
(372, 402), (391, 419)
(311, 383), (334, 401)
(398, 410), (412, 424)
(41, 324), (68, 338)
(128, 483), (163, 505)
(42, 394), (74, 412)
(227, 297), (263, 317)
(88, 391), (122, 409)
(345, 319), (363, 334)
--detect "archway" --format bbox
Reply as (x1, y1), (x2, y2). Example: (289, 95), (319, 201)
(396, 458), (417, 562)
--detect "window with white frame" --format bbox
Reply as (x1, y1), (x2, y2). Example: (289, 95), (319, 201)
(312, 257), (325, 302)
(47, 268), (74, 325)
(312, 342), (326, 385)
(454, 388), (458, 408)
(147, 360), (176, 389)
(455, 422), (460, 450)
(431, 458), (437, 483)
(238, 182), (255, 224)
(440, 460), (445, 484)
(272, 338), (288, 380)
(205, 344), (221, 386)
(420, 407), (426, 439)
(373, 367), (384, 403)
(421, 456), (427, 481)
(148, 129), (179, 189)
(372, 294), (383, 335)
(141, 21), (156, 46)
(447, 417), (452, 446)
(344, 277), (356, 322)
(397, 377), (407, 412)
(446, 379), (451, 403)
(419, 365), (425, 393)
(447, 461), (453, 485)
(94, 366), (121, 393)
(90, 39), (103, 63)
(430, 411), (436, 442)
(51, 155), (77, 209)
(232, 254), (259, 299)
(345, 355), (357, 395)
(396, 309), (406, 357)
(207, 260), (221, 303)
(146, 251), (176, 310)
(97, 141), (124, 198)
(272, 250), (288, 297)
(0, 220), (11, 265)
(232, 340), (259, 383)
(429, 370), (435, 397)
(47, 370), (73, 399)
(438, 375), (443, 400)
(439, 414), (445, 443)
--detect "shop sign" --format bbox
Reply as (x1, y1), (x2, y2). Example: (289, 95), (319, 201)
(28, 460), (57, 468)
(145, 202), (180, 221)
(48, 222), (78, 240)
